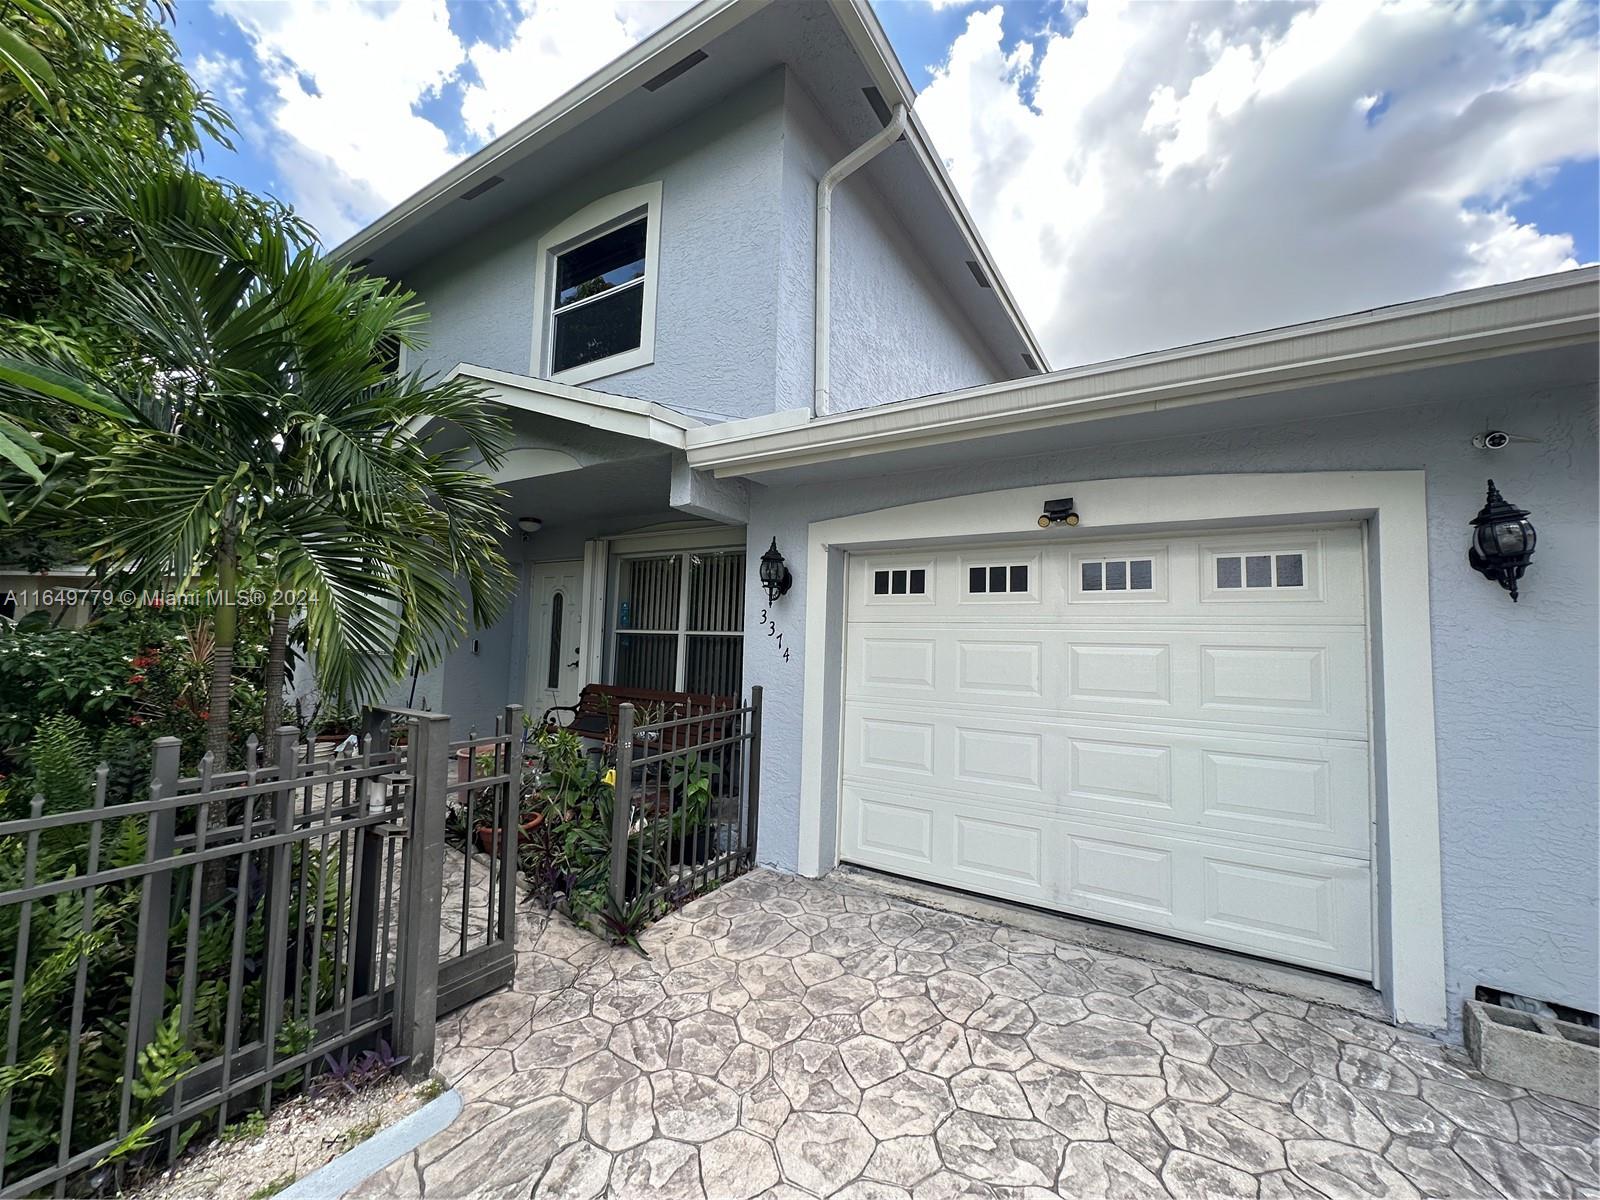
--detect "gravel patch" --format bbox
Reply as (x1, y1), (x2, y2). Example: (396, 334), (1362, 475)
(128, 1076), (434, 1200)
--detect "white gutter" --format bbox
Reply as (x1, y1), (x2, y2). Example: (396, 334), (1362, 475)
(815, 103), (910, 416)
(692, 266), (1600, 476)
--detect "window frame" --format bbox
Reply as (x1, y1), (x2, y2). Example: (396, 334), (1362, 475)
(606, 543), (745, 694)
(531, 182), (663, 386)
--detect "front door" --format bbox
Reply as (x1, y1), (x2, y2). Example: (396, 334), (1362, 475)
(529, 560), (584, 720)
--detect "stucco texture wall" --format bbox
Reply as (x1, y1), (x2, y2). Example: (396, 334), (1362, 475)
(403, 70), (787, 420)
(740, 384), (1599, 1030)
(776, 78), (1002, 415)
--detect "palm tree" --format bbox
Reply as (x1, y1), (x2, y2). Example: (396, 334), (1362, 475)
(0, 150), (514, 767)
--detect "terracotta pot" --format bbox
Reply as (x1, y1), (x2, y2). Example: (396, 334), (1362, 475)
(475, 810), (544, 853)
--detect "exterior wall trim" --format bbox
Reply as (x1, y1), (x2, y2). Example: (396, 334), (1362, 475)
(797, 470), (1448, 1028)
(448, 363), (699, 447)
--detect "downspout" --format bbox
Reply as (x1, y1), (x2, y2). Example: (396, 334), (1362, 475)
(814, 103), (909, 417)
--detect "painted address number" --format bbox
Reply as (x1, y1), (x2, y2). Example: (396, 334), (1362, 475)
(759, 610), (791, 663)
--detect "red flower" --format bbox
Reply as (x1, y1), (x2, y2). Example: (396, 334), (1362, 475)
(129, 716), (145, 726)
(127, 674), (146, 685)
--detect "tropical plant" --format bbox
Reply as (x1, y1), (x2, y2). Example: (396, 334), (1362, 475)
(0, 148), (514, 769)
(1, 0), (233, 371)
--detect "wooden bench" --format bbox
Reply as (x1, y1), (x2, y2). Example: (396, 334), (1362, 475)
(540, 684), (738, 753)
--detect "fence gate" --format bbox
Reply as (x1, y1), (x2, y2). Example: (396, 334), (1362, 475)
(432, 706), (521, 1014)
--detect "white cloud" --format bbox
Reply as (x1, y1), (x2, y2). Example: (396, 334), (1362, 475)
(215, 0), (465, 242)
(917, 0), (1598, 366)
(460, 0), (694, 142)
(210, 0), (685, 244)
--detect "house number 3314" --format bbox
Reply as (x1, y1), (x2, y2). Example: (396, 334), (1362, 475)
(759, 609), (791, 663)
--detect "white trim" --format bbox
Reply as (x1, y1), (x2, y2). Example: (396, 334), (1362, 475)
(580, 539), (610, 688)
(689, 267), (1599, 477)
(798, 471), (1447, 1028)
(530, 182), (663, 387)
(448, 363), (698, 450)
(607, 524), (745, 556)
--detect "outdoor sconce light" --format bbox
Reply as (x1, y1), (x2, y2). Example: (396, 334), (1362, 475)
(1038, 497), (1080, 528)
(516, 516), (543, 542)
(1468, 480), (1536, 602)
(759, 538), (793, 602)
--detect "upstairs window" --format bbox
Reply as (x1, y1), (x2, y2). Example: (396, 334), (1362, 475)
(534, 183), (661, 385)
(552, 218), (647, 374)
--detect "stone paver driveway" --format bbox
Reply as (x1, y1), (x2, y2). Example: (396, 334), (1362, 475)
(354, 869), (1599, 1199)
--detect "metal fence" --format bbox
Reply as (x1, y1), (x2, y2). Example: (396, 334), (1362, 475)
(609, 687), (762, 913)
(0, 705), (520, 1198)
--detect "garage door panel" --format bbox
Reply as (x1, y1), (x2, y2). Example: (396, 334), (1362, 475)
(850, 626), (1368, 737)
(956, 639), (1044, 696)
(843, 526), (1373, 978)
(842, 786), (1372, 975)
(844, 706), (1370, 855)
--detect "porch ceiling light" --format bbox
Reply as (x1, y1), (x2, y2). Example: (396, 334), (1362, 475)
(759, 538), (793, 603)
(1468, 480), (1536, 602)
(517, 516), (543, 538)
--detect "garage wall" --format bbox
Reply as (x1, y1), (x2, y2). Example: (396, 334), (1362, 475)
(740, 382), (1599, 1031)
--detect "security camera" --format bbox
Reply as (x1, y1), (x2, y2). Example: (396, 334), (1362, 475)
(1473, 431), (1512, 451)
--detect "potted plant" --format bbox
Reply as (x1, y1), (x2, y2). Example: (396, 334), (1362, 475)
(474, 790), (547, 853)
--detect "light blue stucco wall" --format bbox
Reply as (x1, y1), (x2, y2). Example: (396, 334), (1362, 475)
(775, 78), (1003, 415)
(739, 384), (1599, 1031)
(404, 70), (787, 420)
(402, 67), (1006, 421)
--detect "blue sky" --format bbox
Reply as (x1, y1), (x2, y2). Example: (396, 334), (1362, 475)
(169, 0), (1599, 365)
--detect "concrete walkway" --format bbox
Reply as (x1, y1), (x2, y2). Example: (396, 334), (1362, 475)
(353, 869), (1599, 1199)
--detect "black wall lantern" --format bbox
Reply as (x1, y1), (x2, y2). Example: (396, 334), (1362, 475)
(759, 538), (793, 602)
(1468, 479), (1536, 602)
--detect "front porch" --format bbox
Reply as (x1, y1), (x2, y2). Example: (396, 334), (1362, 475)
(354, 869), (1600, 1199)
(421, 365), (753, 740)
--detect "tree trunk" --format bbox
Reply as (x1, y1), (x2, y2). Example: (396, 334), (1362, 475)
(202, 537), (238, 907)
(262, 605), (291, 762)
(204, 543), (238, 769)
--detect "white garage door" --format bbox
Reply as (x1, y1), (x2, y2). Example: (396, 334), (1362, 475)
(840, 525), (1374, 978)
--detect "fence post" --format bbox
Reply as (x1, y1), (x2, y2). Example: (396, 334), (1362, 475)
(394, 712), (449, 1078)
(351, 710), (390, 997)
(609, 704), (636, 906)
(500, 705), (523, 947)
(130, 738), (180, 1060)
(745, 687), (762, 866)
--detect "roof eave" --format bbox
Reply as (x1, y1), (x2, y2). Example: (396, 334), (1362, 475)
(686, 267), (1600, 477)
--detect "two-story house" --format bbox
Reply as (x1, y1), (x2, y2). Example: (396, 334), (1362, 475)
(335, 0), (1599, 1039)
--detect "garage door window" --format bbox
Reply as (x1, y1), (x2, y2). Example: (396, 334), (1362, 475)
(873, 568), (926, 596)
(1215, 552), (1305, 590)
(1081, 557), (1155, 592)
(967, 564), (1029, 594)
